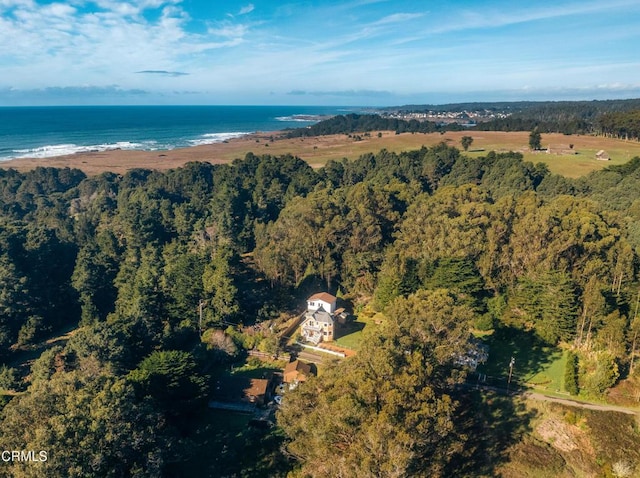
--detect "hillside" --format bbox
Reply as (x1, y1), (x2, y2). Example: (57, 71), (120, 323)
(1, 141), (640, 476)
(499, 398), (640, 478)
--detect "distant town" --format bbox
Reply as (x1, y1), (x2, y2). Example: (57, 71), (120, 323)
(377, 108), (511, 124)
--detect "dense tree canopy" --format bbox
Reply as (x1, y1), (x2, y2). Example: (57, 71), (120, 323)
(278, 290), (475, 477)
(0, 135), (639, 476)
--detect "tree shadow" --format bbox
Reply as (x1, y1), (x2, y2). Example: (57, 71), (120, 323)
(337, 320), (365, 337)
(475, 326), (560, 390)
(235, 255), (296, 324)
(447, 388), (537, 476)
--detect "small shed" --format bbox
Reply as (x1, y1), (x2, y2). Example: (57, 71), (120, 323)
(596, 150), (610, 161)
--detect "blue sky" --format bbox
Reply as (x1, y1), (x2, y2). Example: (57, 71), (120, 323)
(1, 0), (639, 105)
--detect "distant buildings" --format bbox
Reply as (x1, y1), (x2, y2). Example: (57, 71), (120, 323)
(380, 109), (509, 124)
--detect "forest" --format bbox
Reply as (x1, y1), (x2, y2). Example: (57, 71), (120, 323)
(596, 110), (640, 141)
(287, 100), (640, 136)
(283, 113), (456, 138)
(0, 137), (639, 476)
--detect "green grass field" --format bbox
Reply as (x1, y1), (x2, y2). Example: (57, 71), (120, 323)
(449, 131), (640, 178)
(476, 327), (568, 393)
(230, 358), (287, 379)
(334, 308), (383, 351)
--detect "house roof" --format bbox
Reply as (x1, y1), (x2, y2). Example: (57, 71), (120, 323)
(216, 376), (269, 402)
(245, 378), (269, 397)
(308, 292), (337, 303)
(311, 308), (333, 324)
(284, 359), (312, 376)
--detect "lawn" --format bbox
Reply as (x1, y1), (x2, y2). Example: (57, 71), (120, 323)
(455, 131), (640, 178)
(475, 326), (568, 393)
(524, 350), (567, 392)
(230, 358), (287, 379)
(334, 307), (383, 351)
(334, 321), (367, 350)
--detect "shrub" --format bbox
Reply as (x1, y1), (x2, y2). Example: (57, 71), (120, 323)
(0, 366), (19, 391)
(564, 351), (579, 395)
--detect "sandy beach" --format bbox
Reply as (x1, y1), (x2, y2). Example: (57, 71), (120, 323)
(0, 132), (279, 175)
(0, 130), (413, 175)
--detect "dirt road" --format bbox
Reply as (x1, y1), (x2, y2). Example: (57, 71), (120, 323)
(523, 391), (640, 415)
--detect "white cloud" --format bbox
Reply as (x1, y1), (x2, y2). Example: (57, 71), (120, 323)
(372, 12), (423, 26)
(0, 0), (34, 9)
(239, 4), (254, 15)
(137, 70), (189, 77)
(0, 0), (247, 92)
(287, 89), (393, 98)
(430, 0), (640, 34)
(1, 0), (638, 105)
(208, 23), (249, 39)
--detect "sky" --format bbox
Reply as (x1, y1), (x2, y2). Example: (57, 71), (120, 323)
(1, 0), (639, 106)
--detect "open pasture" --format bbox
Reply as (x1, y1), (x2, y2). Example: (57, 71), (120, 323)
(4, 129), (640, 178)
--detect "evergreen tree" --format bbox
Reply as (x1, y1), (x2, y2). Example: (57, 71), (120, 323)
(564, 351), (579, 395)
(278, 289), (474, 477)
(529, 128), (542, 150)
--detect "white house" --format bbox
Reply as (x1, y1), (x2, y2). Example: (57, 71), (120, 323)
(306, 292), (337, 314)
(301, 292), (338, 345)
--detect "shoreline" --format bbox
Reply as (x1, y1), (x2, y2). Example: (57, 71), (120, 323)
(0, 131), (282, 175)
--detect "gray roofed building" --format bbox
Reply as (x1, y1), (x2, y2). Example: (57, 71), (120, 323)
(301, 294), (337, 344)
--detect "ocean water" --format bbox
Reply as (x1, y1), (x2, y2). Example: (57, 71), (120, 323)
(0, 105), (353, 161)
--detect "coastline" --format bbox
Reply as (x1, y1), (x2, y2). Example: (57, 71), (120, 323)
(0, 131), (281, 175)
(3, 130), (640, 178)
(0, 105), (346, 175)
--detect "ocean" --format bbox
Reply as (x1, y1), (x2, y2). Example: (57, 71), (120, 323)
(0, 105), (354, 161)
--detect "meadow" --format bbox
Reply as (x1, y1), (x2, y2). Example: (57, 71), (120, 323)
(475, 327), (569, 394)
(5, 129), (640, 178)
(242, 130), (640, 178)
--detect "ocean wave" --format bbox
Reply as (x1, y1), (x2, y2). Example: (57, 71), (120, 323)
(9, 141), (152, 160)
(187, 132), (250, 146)
(275, 115), (326, 122)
